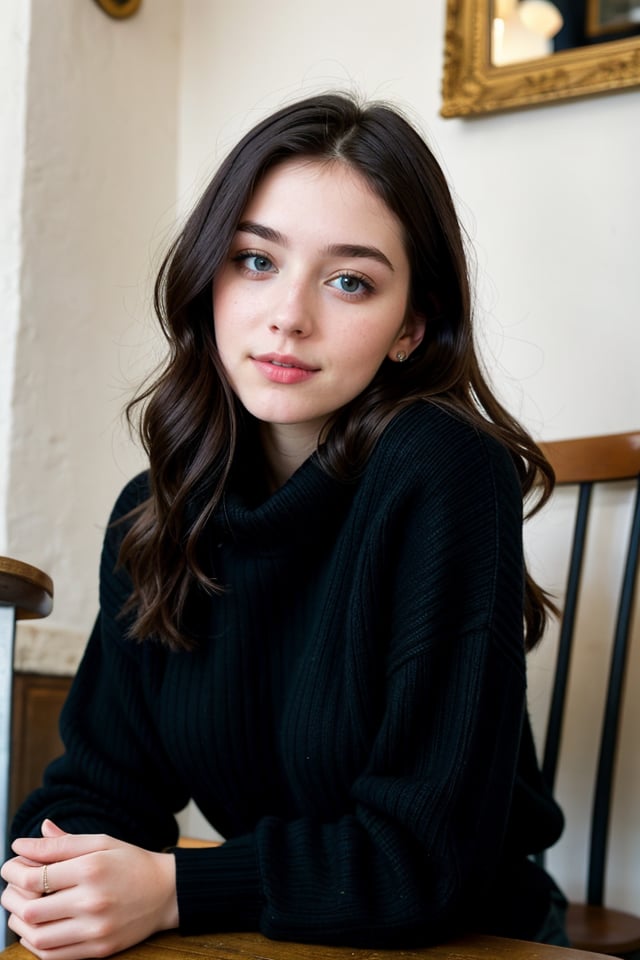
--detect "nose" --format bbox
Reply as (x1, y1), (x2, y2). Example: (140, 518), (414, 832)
(269, 282), (313, 338)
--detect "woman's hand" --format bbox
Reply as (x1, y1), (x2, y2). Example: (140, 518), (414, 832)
(0, 819), (178, 960)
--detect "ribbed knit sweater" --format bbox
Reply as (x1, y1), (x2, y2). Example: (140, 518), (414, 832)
(13, 402), (564, 947)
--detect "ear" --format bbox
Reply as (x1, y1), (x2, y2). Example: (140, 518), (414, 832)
(387, 311), (426, 362)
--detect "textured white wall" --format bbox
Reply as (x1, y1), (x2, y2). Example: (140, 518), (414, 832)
(176, 0), (640, 914)
(0, 0), (31, 551)
(7, 0), (181, 670)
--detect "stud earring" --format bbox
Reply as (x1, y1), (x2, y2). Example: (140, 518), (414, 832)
(395, 351), (407, 362)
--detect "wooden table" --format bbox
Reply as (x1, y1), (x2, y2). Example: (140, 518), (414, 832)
(0, 930), (616, 960)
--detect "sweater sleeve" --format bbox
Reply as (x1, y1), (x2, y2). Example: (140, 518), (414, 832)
(11, 474), (187, 849)
(173, 417), (553, 945)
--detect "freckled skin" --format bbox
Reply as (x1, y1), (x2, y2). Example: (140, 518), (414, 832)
(213, 159), (425, 462)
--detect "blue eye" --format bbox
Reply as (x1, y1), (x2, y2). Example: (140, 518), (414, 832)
(233, 251), (275, 274)
(245, 253), (274, 273)
(329, 273), (372, 295)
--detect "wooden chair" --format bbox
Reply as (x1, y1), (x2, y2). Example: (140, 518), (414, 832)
(537, 432), (640, 957)
(0, 556), (53, 950)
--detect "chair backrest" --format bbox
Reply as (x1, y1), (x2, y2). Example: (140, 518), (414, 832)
(538, 432), (640, 908)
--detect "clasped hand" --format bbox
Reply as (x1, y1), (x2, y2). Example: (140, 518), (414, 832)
(1, 819), (178, 960)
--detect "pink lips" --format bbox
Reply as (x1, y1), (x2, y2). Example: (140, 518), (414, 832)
(252, 353), (319, 385)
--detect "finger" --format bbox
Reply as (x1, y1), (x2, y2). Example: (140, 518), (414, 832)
(1, 882), (41, 917)
(41, 819), (67, 839)
(10, 900), (121, 960)
(1, 856), (39, 887)
(2, 858), (47, 895)
(17, 936), (99, 960)
(1, 856), (77, 897)
(12, 832), (114, 864)
(17, 940), (92, 960)
(2, 854), (52, 894)
(9, 912), (86, 954)
(16, 854), (49, 867)
(2, 884), (40, 906)
(5, 884), (79, 928)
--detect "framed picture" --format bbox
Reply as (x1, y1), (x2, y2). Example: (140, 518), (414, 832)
(586, 0), (640, 35)
(441, 0), (640, 117)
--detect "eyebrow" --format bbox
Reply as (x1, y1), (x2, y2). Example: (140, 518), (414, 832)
(236, 220), (395, 271)
(237, 221), (283, 244)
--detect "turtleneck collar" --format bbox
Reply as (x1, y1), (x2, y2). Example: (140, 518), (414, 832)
(214, 452), (355, 551)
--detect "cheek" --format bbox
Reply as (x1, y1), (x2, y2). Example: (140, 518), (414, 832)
(343, 311), (404, 362)
(212, 315), (236, 377)
(337, 338), (392, 390)
(212, 288), (237, 349)
(212, 267), (239, 319)
(214, 280), (262, 340)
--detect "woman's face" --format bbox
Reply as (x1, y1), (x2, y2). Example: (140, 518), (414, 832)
(213, 158), (425, 448)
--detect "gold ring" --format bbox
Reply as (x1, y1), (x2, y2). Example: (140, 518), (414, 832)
(42, 863), (51, 896)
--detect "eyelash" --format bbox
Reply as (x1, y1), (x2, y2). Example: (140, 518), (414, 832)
(232, 250), (275, 275)
(230, 250), (375, 299)
(328, 271), (374, 298)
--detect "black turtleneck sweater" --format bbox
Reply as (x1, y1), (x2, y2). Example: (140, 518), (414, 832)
(13, 402), (564, 947)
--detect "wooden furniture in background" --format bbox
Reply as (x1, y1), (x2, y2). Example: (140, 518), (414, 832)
(177, 836), (222, 849)
(0, 556), (54, 950)
(538, 432), (640, 956)
(0, 928), (621, 960)
(10, 672), (72, 818)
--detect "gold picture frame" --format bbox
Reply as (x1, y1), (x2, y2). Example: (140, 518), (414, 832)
(93, 0), (142, 18)
(441, 0), (640, 117)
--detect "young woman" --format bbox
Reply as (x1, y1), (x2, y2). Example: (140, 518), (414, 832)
(2, 93), (567, 958)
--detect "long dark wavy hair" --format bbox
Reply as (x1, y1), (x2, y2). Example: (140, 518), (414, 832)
(120, 91), (555, 651)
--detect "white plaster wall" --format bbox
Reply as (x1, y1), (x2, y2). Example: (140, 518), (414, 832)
(8, 0), (182, 671)
(0, 0), (31, 551)
(176, 0), (640, 914)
